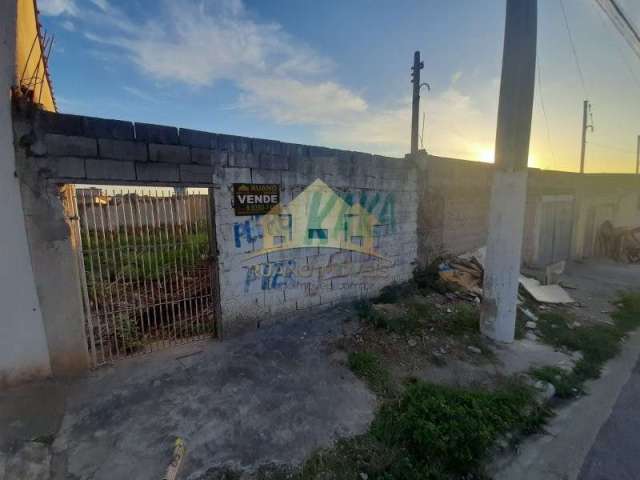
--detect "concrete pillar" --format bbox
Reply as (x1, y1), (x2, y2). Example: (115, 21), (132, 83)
(481, 0), (537, 343)
(0, 0), (52, 387)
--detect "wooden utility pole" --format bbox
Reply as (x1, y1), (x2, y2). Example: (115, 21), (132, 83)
(410, 51), (424, 154)
(579, 100), (593, 173)
(481, 0), (537, 343)
(636, 135), (640, 175)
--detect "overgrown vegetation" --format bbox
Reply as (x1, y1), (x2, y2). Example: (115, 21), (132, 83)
(296, 369), (547, 479)
(82, 228), (209, 284)
(348, 352), (394, 397)
(532, 292), (640, 399)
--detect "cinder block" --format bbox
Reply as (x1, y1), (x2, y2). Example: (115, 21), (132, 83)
(228, 152), (259, 168)
(180, 164), (214, 184)
(84, 117), (134, 140)
(149, 143), (190, 163)
(252, 139), (283, 155)
(135, 122), (179, 144)
(218, 134), (251, 152)
(99, 138), (148, 162)
(180, 128), (215, 148)
(251, 168), (281, 184)
(86, 158), (135, 181)
(36, 111), (85, 136)
(45, 134), (97, 157)
(283, 142), (309, 158)
(36, 156), (86, 179)
(259, 153), (289, 170)
(136, 162), (179, 183)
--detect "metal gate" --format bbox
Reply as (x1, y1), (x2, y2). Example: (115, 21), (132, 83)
(64, 185), (219, 366)
(537, 195), (575, 266)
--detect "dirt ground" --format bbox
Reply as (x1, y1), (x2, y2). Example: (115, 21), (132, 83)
(1, 259), (638, 480)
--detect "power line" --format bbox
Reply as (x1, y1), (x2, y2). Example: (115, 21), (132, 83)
(536, 55), (557, 169)
(591, 0), (640, 90)
(559, 0), (589, 97)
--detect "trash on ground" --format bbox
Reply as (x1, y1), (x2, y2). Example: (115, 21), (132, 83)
(163, 437), (186, 480)
(519, 275), (574, 304)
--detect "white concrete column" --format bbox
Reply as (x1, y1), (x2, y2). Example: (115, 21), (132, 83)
(481, 0), (537, 343)
(0, 0), (52, 386)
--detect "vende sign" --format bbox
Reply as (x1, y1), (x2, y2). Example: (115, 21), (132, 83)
(233, 183), (280, 216)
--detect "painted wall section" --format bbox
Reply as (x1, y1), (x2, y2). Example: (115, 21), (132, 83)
(16, 0), (55, 111)
(0, 0), (52, 387)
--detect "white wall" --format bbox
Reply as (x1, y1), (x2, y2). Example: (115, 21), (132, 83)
(0, 1), (51, 387)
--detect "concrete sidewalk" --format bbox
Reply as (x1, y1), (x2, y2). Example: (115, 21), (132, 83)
(0, 306), (375, 480)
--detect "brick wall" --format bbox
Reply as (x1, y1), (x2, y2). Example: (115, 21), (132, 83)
(13, 109), (418, 335)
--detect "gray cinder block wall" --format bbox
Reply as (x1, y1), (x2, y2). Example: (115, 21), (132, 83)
(12, 108), (418, 346)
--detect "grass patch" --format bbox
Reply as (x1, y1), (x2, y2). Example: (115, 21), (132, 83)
(348, 351), (394, 397)
(295, 379), (548, 479)
(533, 292), (640, 398)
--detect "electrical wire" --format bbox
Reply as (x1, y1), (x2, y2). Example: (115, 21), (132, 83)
(559, 0), (589, 98)
(535, 55), (557, 170)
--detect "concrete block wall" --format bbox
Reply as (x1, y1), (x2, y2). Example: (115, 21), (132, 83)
(13, 109), (418, 339)
(417, 153), (640, 267)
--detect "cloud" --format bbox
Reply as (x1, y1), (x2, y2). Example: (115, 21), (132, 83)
(72, 0), (497, 158)
(38, 0), (77, 16)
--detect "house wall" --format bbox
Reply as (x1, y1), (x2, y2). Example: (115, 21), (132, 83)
(0, 1), (52, 388)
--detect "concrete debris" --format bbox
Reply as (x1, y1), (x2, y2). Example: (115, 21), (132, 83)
(467, 345), (482, 354)
(525, 321), (537, 330)
(520, 307), (538, 322)
(519, 275), (574, 304)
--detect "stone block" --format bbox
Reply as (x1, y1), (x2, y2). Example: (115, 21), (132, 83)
(98, 139), (148, 162)
(84, 117), (134, 140)
(36, 157), (86, 179)
(149, 143), (190, 163)
(135, 122), (179, 144)
(136, 162), (179, 183)
(45, 134), (97, 157)
(180, 164), (215, 184)
(36, 111), (84, 136)
(259, 153), (289, 170)
(86, 158), (135, 181)
(180, 128), (215, 148)
(228, 152), (259, 168)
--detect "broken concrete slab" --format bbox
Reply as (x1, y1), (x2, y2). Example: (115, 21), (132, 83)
(519, 276), (574, 304)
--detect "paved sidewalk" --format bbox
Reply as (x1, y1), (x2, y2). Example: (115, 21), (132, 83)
(1, 306), (375, 480)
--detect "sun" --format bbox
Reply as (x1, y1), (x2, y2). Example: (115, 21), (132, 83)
(479, 149), (494, 163)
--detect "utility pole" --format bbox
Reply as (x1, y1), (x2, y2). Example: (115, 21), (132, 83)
(410, 51), (424, 155)
(579, 100), (593, 173)
(636, 135), (640, 175)
(481, 0), (537, 343)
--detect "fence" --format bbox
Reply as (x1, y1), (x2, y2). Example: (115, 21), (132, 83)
(66, 186), (218, 366)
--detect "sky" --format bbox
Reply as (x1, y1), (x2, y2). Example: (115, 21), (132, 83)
(38, 0), (640, 173)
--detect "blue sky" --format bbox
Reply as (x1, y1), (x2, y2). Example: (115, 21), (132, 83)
(39, 0), (640, 172)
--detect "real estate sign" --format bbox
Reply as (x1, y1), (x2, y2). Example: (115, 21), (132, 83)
(233, 183), (280, 216)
